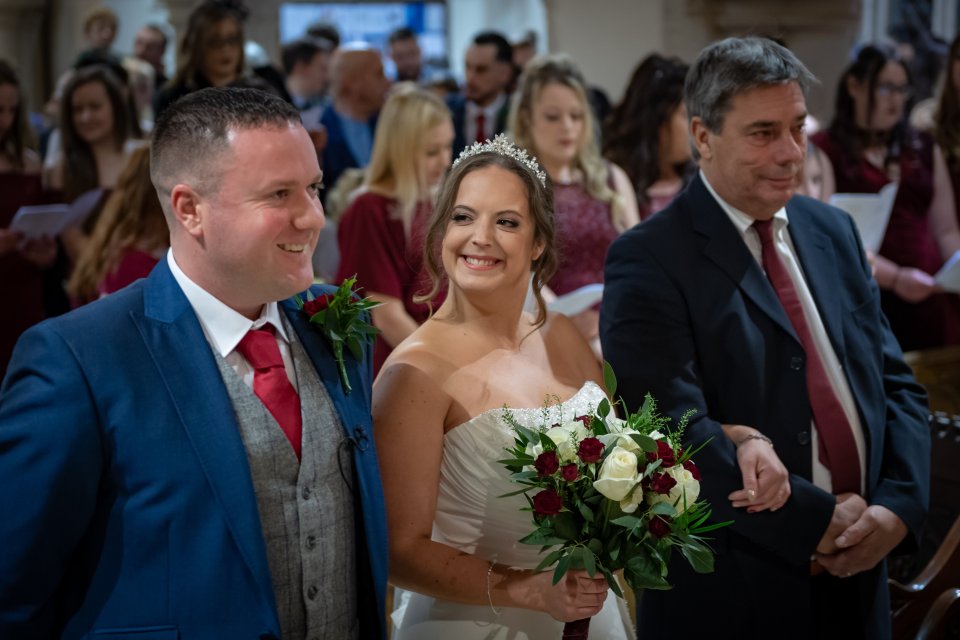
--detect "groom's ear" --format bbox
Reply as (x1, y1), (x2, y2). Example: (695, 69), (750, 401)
(170, 184), (205, 238)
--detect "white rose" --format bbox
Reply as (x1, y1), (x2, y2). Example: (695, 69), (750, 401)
(616, 429), (643, 453)
(593, 446), (640, 501)
(545, 421), (590, 462)
(619, 485), (644, 513)
(645, 464), (701, 515)
(523, 440), (544, 472)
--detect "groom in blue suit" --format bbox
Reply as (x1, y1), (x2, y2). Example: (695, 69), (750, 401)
(0, 88), (387, 639)
(602, 38), (929, 639)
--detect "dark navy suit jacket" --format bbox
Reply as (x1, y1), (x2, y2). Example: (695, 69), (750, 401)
(601, 174), (930, 640)
(0, 259), (388, 639)
(447, 93), (510, 157)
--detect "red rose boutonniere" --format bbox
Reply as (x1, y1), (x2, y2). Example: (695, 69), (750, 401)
(296, 275), (381, 394)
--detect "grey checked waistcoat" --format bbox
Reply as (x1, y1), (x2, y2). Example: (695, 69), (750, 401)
(214, 317), (357, 640)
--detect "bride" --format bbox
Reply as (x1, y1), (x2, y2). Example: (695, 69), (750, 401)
(372, 137), (789, 638)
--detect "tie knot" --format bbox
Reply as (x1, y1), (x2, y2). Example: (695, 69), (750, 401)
(753, 218), (775, 247)
(235, 326), (283, 370)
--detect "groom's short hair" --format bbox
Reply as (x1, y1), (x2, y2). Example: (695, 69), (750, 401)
(150, 87), (301, 213)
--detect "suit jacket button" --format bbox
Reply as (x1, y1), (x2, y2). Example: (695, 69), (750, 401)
(796, 430), (810, 445)
(305, 534), (317, 550)
(302, 485), (312, 500)
(790, 356), (803, 371)
(307, 584), (319, 600)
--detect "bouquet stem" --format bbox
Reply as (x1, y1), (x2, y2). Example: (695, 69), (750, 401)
(562, 618), (590, 639)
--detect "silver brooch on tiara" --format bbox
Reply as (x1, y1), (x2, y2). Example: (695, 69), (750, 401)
(451, 134), (548, 188)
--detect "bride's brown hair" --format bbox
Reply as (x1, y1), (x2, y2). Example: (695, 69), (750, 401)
(415, 151), (557, 328)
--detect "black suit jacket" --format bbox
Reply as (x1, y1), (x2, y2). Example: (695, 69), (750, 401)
(447, 93), (510, 157)
(601, 174), (930, 640)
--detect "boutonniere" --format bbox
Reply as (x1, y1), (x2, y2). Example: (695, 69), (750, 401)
(296, 276), (381, 394)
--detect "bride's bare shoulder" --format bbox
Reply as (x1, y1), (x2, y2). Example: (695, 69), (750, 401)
(539, 312), (603, 382)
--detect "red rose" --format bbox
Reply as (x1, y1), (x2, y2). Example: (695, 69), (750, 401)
(648, 515), (672, 539)
(533, 489), (563, 516)
(648, 471), (677, 495)
(534, 451), (560, 477)
(578, 437), (604, 464)
(575, 415), (593, 430)
(682, 459), (701, 481)
(645, 440), (677, 467)
(560, 463), (579, 482)
(302, 295), (331, 316)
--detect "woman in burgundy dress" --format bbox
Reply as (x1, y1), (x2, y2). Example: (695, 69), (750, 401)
(508, 55), (639, 357)
(0, 61), (56, 378)
(336, 84), (454, 372)
(934, 34), (960, 232)
(813, 44), (960, 351)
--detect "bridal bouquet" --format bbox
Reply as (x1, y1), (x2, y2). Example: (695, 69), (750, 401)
(499, 364), (729, 639)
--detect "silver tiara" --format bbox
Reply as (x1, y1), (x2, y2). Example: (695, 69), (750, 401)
(452, 134), (547, 187)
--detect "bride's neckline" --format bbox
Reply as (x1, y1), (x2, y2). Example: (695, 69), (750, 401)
(444, 380), (603, 438)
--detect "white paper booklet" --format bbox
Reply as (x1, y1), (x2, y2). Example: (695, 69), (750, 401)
(828, 182), (898, 253)
(935, 250), (960, 293)
(9, 188), (102, 239)
(548, 283), (604, 316)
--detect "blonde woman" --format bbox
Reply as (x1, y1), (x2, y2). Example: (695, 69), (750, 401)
(336, 82), (454, 372)
(508, 54), (640, 354)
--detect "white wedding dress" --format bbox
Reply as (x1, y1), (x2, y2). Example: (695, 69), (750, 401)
(391, 381), (635, 640)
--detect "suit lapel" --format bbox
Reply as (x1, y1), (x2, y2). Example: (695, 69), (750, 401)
(686, 176), (799, 342)
(784, 201), (848, 360)
(132, 260), (279, 624)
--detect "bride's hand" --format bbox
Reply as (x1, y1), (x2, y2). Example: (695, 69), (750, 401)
(535, 569), (608, 622)
(727, 433), (790, 513)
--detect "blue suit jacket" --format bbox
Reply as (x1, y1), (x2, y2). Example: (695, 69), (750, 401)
(601, 175), (930, 640)
(0, 259), (388, 639)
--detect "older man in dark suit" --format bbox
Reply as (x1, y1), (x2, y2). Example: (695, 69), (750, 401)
(602, 37), (929, 640)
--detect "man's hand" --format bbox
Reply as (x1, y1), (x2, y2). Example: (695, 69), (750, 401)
(814, 505), (908, 577)
(816, 492), (868, 555)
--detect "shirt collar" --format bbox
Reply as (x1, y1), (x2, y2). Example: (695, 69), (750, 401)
(466, 92), (506, 119)
(699, 169), (789, 235)
(166, 249), (290, 358)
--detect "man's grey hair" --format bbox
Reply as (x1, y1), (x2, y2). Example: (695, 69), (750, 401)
(150, 87), (301, 213)
(685, 37), (817, 133)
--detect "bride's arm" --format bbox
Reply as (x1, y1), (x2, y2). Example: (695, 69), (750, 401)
(372, 357), (607, 622)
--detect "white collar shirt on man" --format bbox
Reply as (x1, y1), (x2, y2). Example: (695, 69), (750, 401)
(166, 249), (298, 391)
(465, 92), (506, 143)
(699, 171), (866, 494)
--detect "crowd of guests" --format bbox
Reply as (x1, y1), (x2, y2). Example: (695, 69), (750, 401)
(2, 0), (960, 378)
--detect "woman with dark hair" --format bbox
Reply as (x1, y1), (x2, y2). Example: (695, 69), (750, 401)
(46, 65), (141, 262)
(813, 43), (960, 351)
(934, 33), (960, 226)
(154, 0), (247, 119)
(603, 54), (692, 220)
(0, 60), (56, 377)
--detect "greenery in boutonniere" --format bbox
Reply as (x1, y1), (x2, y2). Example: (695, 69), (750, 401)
(296, 275), (381, 394)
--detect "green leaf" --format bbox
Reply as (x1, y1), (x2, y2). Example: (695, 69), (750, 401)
(552, 512), (580, 540)
(650, 502), (676, 516)
(599, 565), (623, 598)
(583, 547), (597, 577)
(533, 548), (565, 572)
(597, 398), (611, 419)
(611, 515), (642, 530)
(680, 541), (715, 574)
(553, 553), (571, 585)
(602, 360), (617, 400)
(630, 433), (658, 453)
(578, 501), (594, 523)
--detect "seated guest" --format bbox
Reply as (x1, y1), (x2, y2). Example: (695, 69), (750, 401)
(318, 44), (388, 200)
(0, 60), (55, 377)
(73, 5), (120, 69)
(282, 37), (334, 111)
(336, 83), (453, 372)
(813, 43), (960, 351)
(448, 31), (513, 155)
(387, 27), (424, 83)
(67, 146), (166, 302)
(604, 53), (693, 219)
(153, 0), (247, 119)
(45, 65), (141, 263)
(508, 54), (639, 355)
(133, 23), (170, 91)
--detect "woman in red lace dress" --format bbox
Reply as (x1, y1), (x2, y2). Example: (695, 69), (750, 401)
(813, 44), (960, 351)
(508, 55), (639, 356)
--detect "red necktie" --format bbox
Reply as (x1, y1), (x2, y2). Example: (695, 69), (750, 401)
(475, 112), (486, 143)
(754, 219), (861, 494)
(234, 326), (302, 460)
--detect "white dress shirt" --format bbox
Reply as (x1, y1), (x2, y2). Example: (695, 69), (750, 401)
(167, 250), (299, 392)
(464, 93), (506, 144)
(701, 172), (866, 494)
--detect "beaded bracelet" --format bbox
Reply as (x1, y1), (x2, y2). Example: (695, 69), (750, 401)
(486, 560), (503, 617)
(737, 433), (774, 448)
